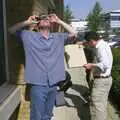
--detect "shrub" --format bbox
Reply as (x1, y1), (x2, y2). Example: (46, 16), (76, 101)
(110, 48), (120, 106)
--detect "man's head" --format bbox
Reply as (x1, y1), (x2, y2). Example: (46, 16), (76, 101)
(37, 14), (51, 29)
(84, 31), (100, 47)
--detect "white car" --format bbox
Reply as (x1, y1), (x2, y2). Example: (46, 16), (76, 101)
(108, 41), (117, 46)
(108, 40), (120, 48)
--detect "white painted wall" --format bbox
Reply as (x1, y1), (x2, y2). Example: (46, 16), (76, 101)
(110, 9), (120, 28)
(70, 20), (88, 32)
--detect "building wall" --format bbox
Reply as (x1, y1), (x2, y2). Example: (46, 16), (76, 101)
(53, 0), (64, 31)
(54, 0), (63, 19)
(70, 20), (88, 32)
(110, 12), (120, 28)
(6, 0), (56, 85)
(5, 0), (64, 120)
(5, 0), (64, 119)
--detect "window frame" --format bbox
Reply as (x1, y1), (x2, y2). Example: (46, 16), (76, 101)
(0, 2), (21, 114)
(0, 0), (9, 85)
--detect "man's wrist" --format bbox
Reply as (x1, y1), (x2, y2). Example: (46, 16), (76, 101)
(92, 63), (99, 67)
(24, 20), (31, 26)
(57, 19), (63, 25)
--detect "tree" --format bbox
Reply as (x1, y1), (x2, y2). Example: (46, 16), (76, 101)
(110, 48), (120, 106)
(86, 1), (103, 32)
(101, 13), (111, 35)
(63, 5), (74, 24)
(113, 28), (120, 36)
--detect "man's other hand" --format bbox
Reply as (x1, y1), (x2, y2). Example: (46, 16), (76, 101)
(48, 14), (61, 24)
(83, 63), (94, 70)
(25, 15), (39, 25)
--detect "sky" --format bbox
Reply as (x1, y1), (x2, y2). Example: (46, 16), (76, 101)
(64, 0), (120, 19)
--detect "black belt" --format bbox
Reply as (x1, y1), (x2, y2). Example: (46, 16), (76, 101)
(94, 75), (111, 79)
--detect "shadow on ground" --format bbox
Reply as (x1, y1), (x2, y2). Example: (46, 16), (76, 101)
(65, 84), (91, 120)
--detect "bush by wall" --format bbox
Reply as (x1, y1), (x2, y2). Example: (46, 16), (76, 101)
(110, 48), (120, 107)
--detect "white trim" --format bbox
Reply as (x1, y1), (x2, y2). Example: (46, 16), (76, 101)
(2, 0), (9, 81)
(111, 9), (120, 13)
(0, 86), (21, 120)
(110, 13), (120, 16)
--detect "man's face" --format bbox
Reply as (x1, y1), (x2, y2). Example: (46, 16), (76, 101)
(88, 40), (96, 47)
(38, 19), (51, 29)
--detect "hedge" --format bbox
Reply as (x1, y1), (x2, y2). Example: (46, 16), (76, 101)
(110, 48), (120, 107)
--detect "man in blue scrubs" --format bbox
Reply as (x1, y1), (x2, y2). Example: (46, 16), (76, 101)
(9, 14), (76, 120)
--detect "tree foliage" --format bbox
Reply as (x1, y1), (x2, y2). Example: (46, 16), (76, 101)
(63, 5), (74, 24)
(86, 1), (103, 32)
(110, 48), (120, 106)
(100, 13), (110, 36)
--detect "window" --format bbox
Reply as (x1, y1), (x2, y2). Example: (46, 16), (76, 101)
(111, 16), (120, 21)
(0, 0), (7, 85)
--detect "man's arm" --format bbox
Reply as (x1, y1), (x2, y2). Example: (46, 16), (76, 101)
(8, 21), (28, 34)
(8, 15), (37, 34)
(58, 20), (76, 36)
(49, 14), (76, 37)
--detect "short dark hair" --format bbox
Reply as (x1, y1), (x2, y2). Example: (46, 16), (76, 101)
(84, 31), (100, 41)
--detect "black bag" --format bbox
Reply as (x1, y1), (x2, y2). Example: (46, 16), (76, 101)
(57, 71), (72, 92)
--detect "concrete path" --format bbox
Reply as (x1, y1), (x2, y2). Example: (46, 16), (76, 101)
(52, 68), (120, 120)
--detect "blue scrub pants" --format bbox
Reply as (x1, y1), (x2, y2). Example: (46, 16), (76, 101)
(30, 84), (57, 120)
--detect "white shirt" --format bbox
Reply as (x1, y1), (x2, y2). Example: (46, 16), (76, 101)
(95, 39), (113, 77)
